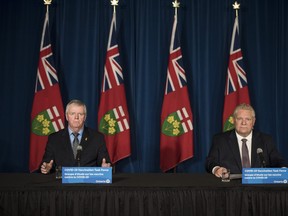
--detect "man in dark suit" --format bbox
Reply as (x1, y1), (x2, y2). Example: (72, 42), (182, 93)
(206, 103), (287, 177)
(40, 99), (111, 174)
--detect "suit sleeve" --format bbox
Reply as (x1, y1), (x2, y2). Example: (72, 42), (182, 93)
(205, 134), (221, 173)
(39, 134), (56, 171)
(96, 132), (111, 166)
(262, 134), (288, 167)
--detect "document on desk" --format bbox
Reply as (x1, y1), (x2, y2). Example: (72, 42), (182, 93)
(62, 167), (112, 184)
(242, 168), (288, 184)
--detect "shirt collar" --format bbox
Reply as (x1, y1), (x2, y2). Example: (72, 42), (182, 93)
(68, 127), (84, 136)
(235, 130), (253, 141)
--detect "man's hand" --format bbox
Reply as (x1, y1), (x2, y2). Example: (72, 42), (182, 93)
(41, 160), (53, 174)
(101, 158), (111, 167)
(214, 167), (227, 178)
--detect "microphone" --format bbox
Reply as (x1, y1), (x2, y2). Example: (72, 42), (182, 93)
(257, 148), (266, 168)
(76, 145), (82, 167)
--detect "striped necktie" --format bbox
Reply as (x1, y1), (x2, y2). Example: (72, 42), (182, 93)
(72, 133), (79, 158)
(241, 138), (250, 168)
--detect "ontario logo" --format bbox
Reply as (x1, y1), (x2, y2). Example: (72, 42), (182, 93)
(31, 106), (64, 136)
(99, 106), (129, 135)
(162, 107), (193, 137)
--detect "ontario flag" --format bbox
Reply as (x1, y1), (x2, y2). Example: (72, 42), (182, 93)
(222, 15), (250, 131)
(98, 11), (131, 164)
(160, 15), (194, 172)
(29, 10), (65, 172)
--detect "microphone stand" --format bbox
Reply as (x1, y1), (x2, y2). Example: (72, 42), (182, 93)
(77, 156), (81, 167)
(76, 145), (82, 167)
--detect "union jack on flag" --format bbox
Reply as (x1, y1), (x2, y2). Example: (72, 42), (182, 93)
(35, 16), (59, 92)
(225, 16), (248, 95)
(165, 22), (187, 94)
(102, 14), (124, 92)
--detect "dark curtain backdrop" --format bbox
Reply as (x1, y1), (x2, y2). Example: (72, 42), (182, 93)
(1, 0), (287, 173)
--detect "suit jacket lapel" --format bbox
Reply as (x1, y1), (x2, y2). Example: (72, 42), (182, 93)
(62, 129), (76, 160)
(80, 127), (89, 150)
(228, 130), (242, 171)
(251, 131), (261, 167)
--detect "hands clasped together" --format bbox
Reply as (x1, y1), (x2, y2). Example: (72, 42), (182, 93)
(40, 158), (111, 174)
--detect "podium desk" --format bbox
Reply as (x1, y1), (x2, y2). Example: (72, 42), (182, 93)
(0, 173), (287, 216)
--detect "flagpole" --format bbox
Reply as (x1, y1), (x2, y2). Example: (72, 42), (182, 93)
(109, 0), (119, 174)
(232, 1), (240, 17)
(172, 0), (180, 174)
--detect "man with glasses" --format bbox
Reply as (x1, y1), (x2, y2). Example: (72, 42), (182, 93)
(205, 103), (287, 177)
(40, 99), (111, 174)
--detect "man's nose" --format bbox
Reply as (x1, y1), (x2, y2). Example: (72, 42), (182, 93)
(241, 119), (247, 124)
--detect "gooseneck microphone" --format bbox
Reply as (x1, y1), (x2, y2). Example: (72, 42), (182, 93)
(76, 145), (82, 167)
(257, 148), (266, 168)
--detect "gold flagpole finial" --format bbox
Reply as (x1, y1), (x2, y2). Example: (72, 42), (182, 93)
(172, 0), (180, 15)
(110, 0), (119, 13)
(43, 0), (52, 12)
(232, 1), (240, 17)
(44, 0), (52, 5)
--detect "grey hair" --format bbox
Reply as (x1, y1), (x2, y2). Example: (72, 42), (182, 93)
(233, 103), (255, 118)
(65, 99), (87, 115)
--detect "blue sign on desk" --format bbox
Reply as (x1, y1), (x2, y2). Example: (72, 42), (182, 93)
(242, 168), (288, 184)
(62, 167), (112, 184)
